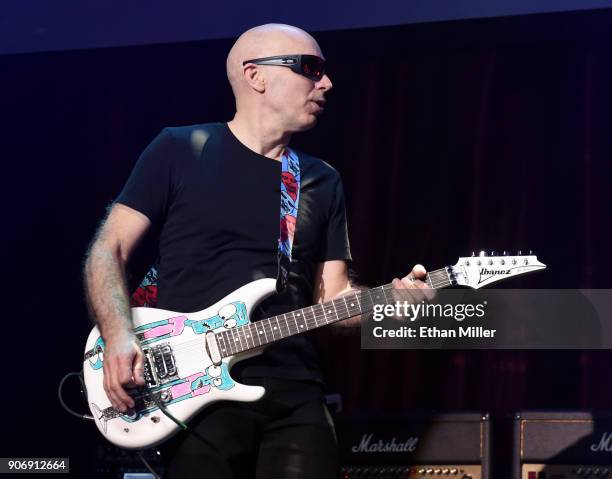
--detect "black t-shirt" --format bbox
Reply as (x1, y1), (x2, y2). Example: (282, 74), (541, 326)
(116, 123), (351, 381)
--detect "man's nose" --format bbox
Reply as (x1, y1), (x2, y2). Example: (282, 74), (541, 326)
(318, 73), (333, 91)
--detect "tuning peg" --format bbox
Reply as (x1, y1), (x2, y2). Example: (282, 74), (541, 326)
(529, 249), (533, 255)
(503, 250), (507, 256)
(471, 251), (475, 257)
(518, 250), (522, 256)
(490, 250), (497, 256)
(479, 250), (486, 257)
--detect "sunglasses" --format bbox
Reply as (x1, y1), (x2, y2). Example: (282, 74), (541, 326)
(242, 54), (326, 81)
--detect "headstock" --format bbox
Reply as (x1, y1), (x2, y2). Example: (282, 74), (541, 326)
(450, 250), (546, 289)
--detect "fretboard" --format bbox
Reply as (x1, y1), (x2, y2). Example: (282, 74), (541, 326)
(215, 267), (454, 357)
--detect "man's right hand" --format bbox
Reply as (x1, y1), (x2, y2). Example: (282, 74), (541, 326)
(102, 331), (146, 412)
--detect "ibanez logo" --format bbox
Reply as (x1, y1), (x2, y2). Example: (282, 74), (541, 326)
(479, 268), (511, 276)
(351, 433), (419, 453)
(590, 432), (612, 452)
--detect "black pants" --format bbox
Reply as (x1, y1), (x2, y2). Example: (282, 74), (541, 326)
(160, 377), (338, 479)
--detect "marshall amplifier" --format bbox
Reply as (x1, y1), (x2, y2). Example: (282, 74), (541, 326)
(336, 412), (490, 478)
(513, 411), (612, 479)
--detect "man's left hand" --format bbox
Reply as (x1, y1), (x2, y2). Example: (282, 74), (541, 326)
(391, 264), (436, 303)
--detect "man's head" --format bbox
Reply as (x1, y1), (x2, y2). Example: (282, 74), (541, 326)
(226, 24), (332, 133)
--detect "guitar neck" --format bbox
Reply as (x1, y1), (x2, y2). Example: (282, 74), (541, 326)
(216, 267), (453, 357)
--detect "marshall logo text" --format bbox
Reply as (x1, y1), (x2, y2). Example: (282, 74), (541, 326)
(351, 434), (419, 453)
(590, 432), (612, 452)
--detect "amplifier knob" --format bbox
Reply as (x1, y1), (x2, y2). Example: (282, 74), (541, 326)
(426, 469), (434, 474)
(450, 470), (458, 475)
(575, 468), (584, 475)
(434, 470), (442, 474)
(418, 469), (426, 474)
(442, 470), (450, 475)
(585, 468), (593, 475)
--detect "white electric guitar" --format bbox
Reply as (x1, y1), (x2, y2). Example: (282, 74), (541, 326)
(83, 252), (545, 449)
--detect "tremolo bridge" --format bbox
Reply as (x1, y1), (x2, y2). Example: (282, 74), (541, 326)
(143, 343), (177, 387)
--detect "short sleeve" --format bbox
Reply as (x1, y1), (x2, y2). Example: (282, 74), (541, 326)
(115, 128), (176, 223)
(317, 173), (352, 263)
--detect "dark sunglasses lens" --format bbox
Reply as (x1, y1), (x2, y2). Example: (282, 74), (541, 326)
(301, 56), (325, 80)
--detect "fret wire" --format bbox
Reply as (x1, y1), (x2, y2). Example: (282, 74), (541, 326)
(354, 291), (362, 314)
(260, 320), (269, 343)
(327, 301), (336, 322)
(313, 303), (324, 325)
(287, 314), (293, 334)
(289, 311), (299, 333)
(311, 304), (319, 328)
(234, 328), (244, 353)
(294, 310), (306, 332)
(342, 296), (351, 318)
(245, 323), (256, 349)
(252, 321), (264, 345)
(244, 323), (254, 348)
(245, 323), (254, 350)
(330, 297), (340, 322)
(382, 286), (394, 306)
(271, 316), (279, 339)
(296, 308), (307, 330)
(321, 302), (329, 324)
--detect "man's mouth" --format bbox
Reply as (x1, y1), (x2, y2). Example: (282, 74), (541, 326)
(312, 99), (326, 112)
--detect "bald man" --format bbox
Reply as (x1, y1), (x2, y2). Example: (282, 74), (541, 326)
(84, 23), (428, 478)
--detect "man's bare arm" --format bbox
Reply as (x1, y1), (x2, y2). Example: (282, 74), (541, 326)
(83, 203), (150, 412)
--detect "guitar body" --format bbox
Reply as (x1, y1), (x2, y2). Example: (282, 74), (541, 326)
(83, 278), (277, 449)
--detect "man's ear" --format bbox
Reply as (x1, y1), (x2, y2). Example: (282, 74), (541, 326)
(243, 64), (266, 93)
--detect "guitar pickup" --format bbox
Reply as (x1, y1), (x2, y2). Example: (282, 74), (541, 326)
(148, 344), (177, 382)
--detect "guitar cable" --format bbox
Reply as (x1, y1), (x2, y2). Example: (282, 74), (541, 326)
(58, 371), (94, 420)
(59, 371), (164, 478)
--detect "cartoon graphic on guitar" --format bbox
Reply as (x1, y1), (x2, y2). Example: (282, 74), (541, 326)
(83, 252), (546, 449)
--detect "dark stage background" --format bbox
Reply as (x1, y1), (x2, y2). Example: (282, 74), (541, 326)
(2, 8), (611, 477)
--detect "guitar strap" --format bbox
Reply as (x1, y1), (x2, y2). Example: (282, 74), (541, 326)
(130, 125), (301, 306)
(277, 148), (301, 293)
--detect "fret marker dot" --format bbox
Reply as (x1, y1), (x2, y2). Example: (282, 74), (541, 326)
(351, 303), (354, 306)
(246, 335), (250, 338)
(235, 338), (239, 341)
(259, 331), (263, 334)
(300, 325), (304, 328)
(297, 313), (300, 316)
(328, 310), (331, 313)
(273, 326), (278, 330)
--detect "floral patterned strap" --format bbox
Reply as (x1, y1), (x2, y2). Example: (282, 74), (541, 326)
(277, 148), (301, 292)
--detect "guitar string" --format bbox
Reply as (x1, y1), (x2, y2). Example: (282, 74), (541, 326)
(137, 271), (453, 357)
(152, 280), (451, 356)
(132, 271), (453, 358)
